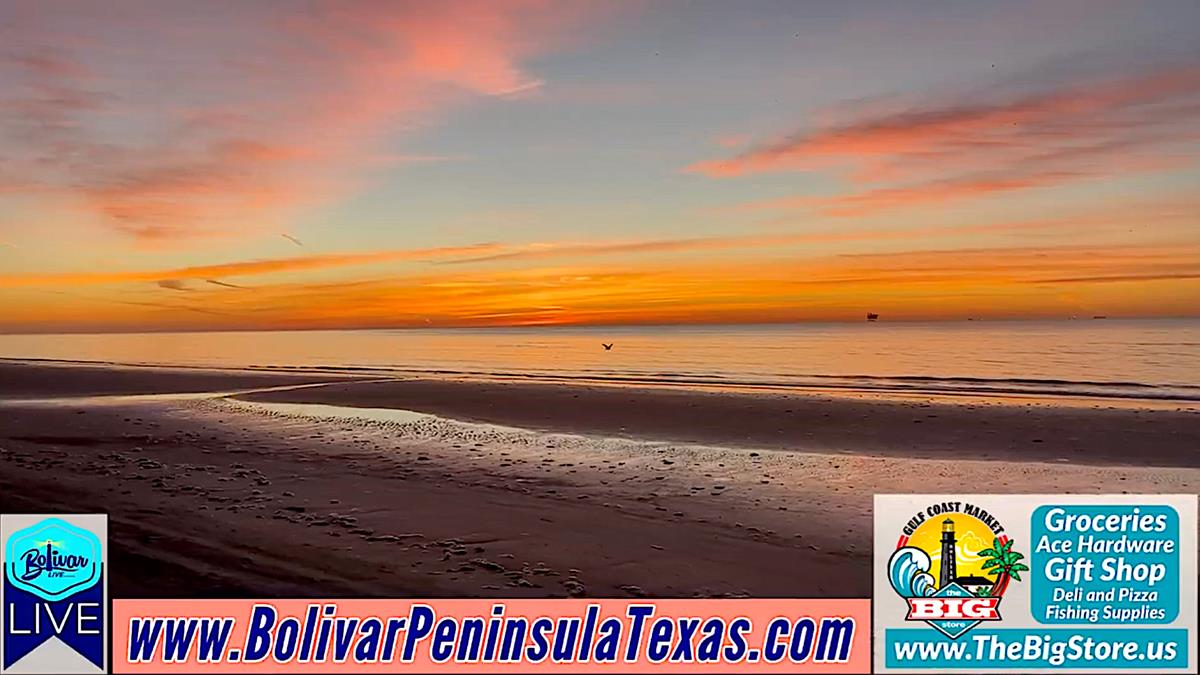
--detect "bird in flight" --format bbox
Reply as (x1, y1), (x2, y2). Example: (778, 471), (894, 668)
(602, 343), (613, 350)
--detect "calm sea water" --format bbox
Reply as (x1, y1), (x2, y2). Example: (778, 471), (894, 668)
(2, 319), (1198, 403)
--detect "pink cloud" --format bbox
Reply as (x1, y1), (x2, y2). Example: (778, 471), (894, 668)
(0, 1), (599, 243)
(688, 65), (1200, 178)
(689, 63), (1200, 215)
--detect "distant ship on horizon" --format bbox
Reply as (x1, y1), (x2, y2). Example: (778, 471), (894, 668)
(866, 312), (879, 322)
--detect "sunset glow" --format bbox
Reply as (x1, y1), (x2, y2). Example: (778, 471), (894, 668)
(1, 1), (1197, 332)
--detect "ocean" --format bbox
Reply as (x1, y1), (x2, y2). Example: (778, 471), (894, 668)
(1, 319), (1198, 404)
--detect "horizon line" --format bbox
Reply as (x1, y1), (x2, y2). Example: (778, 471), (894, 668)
(1, 314), (1196, 337)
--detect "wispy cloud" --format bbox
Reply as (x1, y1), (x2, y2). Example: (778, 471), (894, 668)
(5, 192), (1196, 292)
(0, 1), (597, 243)
(689, 63), (1200, 215)
(0, 242), (505, 288)
(205, 279), (247, 289)
(1035, 272), (1200, 284)
(156, 279), (194, 292)
(114, 242), (1200, 327)
(5, 234), (1197, 330)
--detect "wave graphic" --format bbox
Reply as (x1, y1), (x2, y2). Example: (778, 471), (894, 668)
(888, 546), (936, 598)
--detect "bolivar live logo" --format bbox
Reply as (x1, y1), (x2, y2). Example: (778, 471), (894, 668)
(2, 514), (107, 674)
(887, 501), (1026, 639)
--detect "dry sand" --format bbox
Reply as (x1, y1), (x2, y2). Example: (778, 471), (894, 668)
(1, 360), (1196, 600)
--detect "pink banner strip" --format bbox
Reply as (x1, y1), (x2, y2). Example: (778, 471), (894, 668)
(113, 598), (869, 673)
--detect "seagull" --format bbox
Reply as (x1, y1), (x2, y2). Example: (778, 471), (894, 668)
(602, 343), (613, 351)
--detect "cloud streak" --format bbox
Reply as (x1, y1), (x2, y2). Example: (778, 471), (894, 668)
(0, 243), (505, 288)
(156, 279), (195, 292)
(143, 242), (1200, 328)
(0, 1), (594, 243)
(205, 279), (247, 289)
(5, 193), (1196, 292)
(4, 237), (1197, 331)
(690, 63), (1200, 215)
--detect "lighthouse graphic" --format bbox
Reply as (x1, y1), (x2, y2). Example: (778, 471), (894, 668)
(939, 517), (957, 589)
(887, 506), (1016, 640)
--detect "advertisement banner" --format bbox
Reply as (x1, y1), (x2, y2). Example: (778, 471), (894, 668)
(112, 598), (869, 673)
(873, 494), (1197, 673)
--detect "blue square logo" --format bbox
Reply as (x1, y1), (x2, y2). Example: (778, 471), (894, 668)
(4, 518), (102, 602)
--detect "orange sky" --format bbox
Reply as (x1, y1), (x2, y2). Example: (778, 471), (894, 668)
(0, 1), (1198, 332)
(5, 234), (1198, 332)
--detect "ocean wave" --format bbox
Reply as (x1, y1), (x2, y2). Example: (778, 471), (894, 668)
(5, 356), (1198, 404)
(235, 364), (1200, 402)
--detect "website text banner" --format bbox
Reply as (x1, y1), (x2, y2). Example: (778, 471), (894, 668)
(873, 494), (1197, 674)
(112, 598), (869, 674)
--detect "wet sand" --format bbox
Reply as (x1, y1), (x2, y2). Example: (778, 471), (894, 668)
(241, 376), (1200, 466)
(1, 361), (1196, 600)
(0, 359), (362, 398)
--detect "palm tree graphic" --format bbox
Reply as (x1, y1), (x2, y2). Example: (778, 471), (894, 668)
(977, 537), (1029, 597)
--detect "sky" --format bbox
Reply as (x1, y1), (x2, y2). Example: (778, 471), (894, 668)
(0, 0), (1198, 333)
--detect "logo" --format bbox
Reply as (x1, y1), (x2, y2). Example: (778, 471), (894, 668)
(5, 518), (100, 601)
(886, 500), (1026, 639)
(2, 514), (107, 674)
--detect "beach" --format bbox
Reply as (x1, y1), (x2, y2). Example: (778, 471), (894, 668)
(1, 359), (1196, 600)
